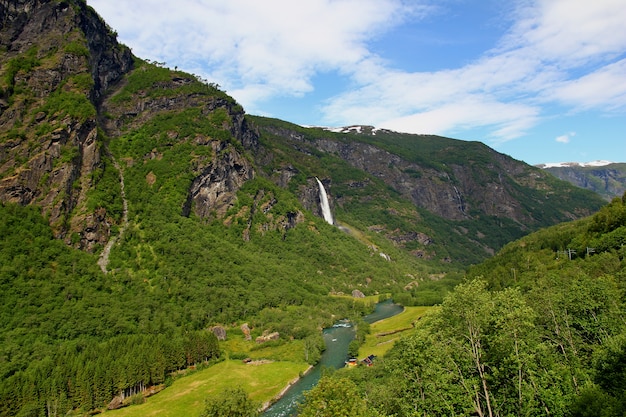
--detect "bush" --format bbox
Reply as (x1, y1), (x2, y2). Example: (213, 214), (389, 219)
(201, 388), (259, 417)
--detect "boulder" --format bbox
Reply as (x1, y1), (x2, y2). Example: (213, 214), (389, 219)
(240, 323), (251, 341)
(351, 289), (365, 298)
(255, 331), (279, 344)
(211, 326), (227, 341)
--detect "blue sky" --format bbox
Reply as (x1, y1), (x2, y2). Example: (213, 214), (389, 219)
(88, 0), (625, 165)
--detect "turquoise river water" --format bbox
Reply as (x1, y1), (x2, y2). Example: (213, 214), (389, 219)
(262, 300), (403, 417)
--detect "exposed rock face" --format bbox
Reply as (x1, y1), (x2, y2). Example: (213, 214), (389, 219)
(313, 138), (511, 222)
(298, 177), (333, 221)
(1, 0), (266, 249)
(183, 141), (254, 220)
(249, 122), (605, 261)
(99, 67), (260, 228)
(0, 0), (132, 243)
(79, 207), (111, 252)
(257, 124), (601, 227)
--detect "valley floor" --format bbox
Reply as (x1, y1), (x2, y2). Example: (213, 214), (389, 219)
(103, 359), (309, 417)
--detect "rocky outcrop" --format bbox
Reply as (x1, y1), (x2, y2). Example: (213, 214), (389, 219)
(0, 116), (104, 238)
(182, 141), (254, 220)
(241, 323), (251, 341)
(352, 289), (365, 298)
(256, 331), (279, 344)
(0, 0), (132, 243)
(211, 326), (227, 341)
(298, 177), (333, 221)
(1, 0), (265, 250)
(0, 0), (133, 102)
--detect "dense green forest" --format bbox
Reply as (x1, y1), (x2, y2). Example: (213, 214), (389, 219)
(0, 191), (439, 416)
(299, 194), (626, 417)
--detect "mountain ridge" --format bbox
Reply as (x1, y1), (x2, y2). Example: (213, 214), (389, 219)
(536, 160), (615, 168)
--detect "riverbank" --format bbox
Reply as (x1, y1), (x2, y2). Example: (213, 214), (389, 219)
(260, 365), (314, 412)
(262, 300), (405, 417)
(358, 305), (434, 358)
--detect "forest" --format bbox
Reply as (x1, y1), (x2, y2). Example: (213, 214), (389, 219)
(0, 200), (392, 416)
(298, 194), (626, 417)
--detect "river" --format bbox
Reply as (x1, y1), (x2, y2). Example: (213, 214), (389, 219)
(262, 300), (403, 417)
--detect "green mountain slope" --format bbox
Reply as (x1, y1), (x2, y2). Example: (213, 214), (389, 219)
(250, 117), (605, 265)
(0, 0), (612, 415)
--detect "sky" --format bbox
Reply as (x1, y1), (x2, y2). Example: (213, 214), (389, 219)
(87, 0), (626, 166)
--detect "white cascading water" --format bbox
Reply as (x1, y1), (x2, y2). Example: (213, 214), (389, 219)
(315, 177), (334, 225)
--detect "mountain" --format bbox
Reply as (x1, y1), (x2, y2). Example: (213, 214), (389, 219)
(0, 0), (610, 414)
(0, 0), (604, 264)
(250, 118), (604, 263)
(537, 161), (626, 201)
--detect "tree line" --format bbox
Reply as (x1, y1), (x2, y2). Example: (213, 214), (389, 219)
(0, 331), (219, 416)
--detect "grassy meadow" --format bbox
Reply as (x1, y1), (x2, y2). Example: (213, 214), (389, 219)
(103, 359), (309, 417)
(358, 306), (434, 358)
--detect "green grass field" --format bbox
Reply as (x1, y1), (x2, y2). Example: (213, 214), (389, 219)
(103, 359), (309, 417)
(358, 306), (435, 358)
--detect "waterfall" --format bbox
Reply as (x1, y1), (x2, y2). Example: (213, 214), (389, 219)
(315, 177), (334, 225)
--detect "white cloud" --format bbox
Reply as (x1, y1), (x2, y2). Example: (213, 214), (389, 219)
(555, 132), (575, 144)
(88, 0), (427, 107)
(380, 98), (539, 141)
(549, 59), (626, 111)
(88, 0), (626, 144)
(503, 0), (626, 65)
(321, 0), (626, 141)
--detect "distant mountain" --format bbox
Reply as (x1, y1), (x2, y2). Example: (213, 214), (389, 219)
(537, 161), (626, 200)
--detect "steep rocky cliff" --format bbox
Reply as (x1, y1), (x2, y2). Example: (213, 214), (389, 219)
(0, 0), (263, 251)
(250, 118), (605, 261)
(0, 0), (132, 247)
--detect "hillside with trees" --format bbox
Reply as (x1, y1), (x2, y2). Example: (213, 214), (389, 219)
(306, 194), (626, 416)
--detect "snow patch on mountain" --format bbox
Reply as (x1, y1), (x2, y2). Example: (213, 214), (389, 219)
(536, 160), (614, 169)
